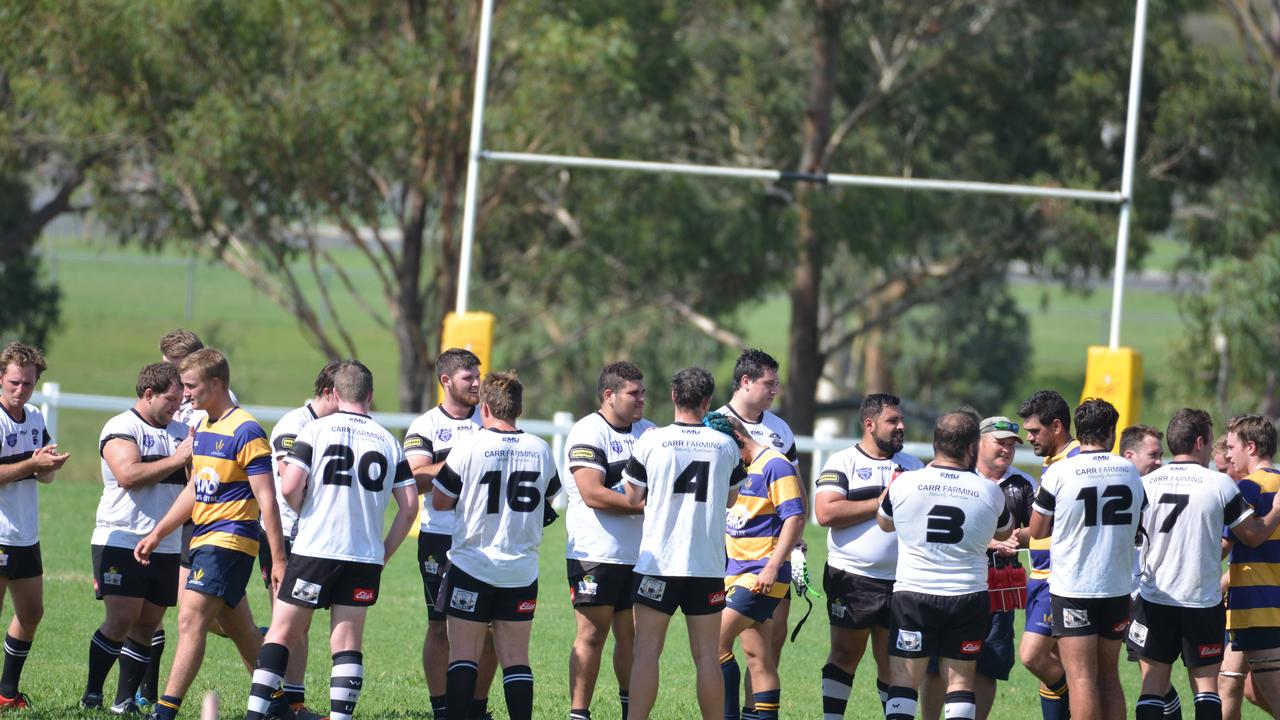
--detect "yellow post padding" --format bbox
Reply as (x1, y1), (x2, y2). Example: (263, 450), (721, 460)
(1081, 346), (1143, 451)
(440, 311), (495, 401)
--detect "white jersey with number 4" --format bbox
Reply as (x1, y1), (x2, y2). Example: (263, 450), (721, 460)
(403, 405), (483, 536)
(623, 422), (747, 578)
(1033, 450), (1146, 598)
(283, 411), (414, 564)
(880, 464), (1011, 596)
(94, 410), (190, 553)
(435, 429), (560, 588)
(1139, 461), (1253, 608)
(564, 412), (655, 564)
(815, 445), (925, 580)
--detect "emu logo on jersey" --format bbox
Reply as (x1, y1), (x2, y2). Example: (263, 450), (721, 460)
(291, 579), (321, 604)
(450, 588), (478, 613)
(4, 434), (14, 448)
(637, 576), (667, 602)
(437, 428), (452, 442)
(857, 468), (873, 480)
(610, 440), (624, 454)
(896, 630), (922, 652)
(1128, 620), (1148, 648)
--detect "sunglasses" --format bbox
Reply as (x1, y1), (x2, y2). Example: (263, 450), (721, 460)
(986, 420), (1020, 433)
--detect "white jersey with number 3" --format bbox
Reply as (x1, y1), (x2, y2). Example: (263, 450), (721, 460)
(435, 429), (560, 588)
(623, 422), (747, 578)
(1033, 451), (1146, 598)
(283, 411), (414, 564)
(880, 464), (1011, 596)
(1139, 461), (1252, 608)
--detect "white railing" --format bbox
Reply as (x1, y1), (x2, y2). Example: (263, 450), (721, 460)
(33, 382), (1042, 517)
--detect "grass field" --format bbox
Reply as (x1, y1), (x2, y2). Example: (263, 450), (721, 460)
(21, 235), (1264, 717)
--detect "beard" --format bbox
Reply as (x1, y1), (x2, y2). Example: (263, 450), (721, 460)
(874, 432), (904, 456)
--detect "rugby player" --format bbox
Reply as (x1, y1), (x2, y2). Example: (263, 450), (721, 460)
(1130, 409), (1280, 720)
(1121, 425), (1165, 477)
(1017, 390), (1080, 720)
(135, 348), (288, 720)
(623, 369), (747, 720)
(1030, 398), (1145, 720)
(815, 393), (924, 718)
(433, 371), (561, 720)
(81, 363), (191, 713)
(718, 418), (805, 720)
(877, 411), (1013, 720)
(0, 342), (68, 709)
(563, 362), (654, 720)
(404, 348), (496, 720)
(244, 361), (417, 720)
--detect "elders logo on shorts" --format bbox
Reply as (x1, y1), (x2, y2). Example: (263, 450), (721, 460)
(637, 576), (667, 602)
(896, 630), (923, 653)
(517, 600), (537, 614)
(1128, 620), (1148, 647)
(1062, 608), (1090, 629)
(1198, 643), (1224, 659)
(103, 566), (123, 586)
(291, 579), (321, 605)
(352, 588), (375, 602)
(960, 640), (983, 655)
(707, 591), (726, 606)
(450, 587), (479, 613)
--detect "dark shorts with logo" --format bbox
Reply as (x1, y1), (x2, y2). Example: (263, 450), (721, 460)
(258, 537), (293, 589)
(824, 564), (893, 629)
(92, 544), (179, 607)
(631, 574), (725, 617)
(567, 559), (635, 611)
(1051, 593), (1130, 640)
(889, 590), (990, 661)
(419, 532), (451, 620)
(438, 565), (538, 623)
(725, 584), (783, 624)
(1024, 578), (1054, 636)
(0, 542), (42, 580)
(185, 545), (255, 607)
(1127, 596), (1225, 667)
(926, 610), (1016, 680)
(278, 554), (383, 610)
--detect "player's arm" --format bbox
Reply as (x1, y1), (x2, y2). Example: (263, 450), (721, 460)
(0, 443), (69, 486)
(432, 462), (461, 511)
(621, 455), (648, 509)
(134, 480), (196, 565)
(574, 466), (640, 514)
(993, 505), (1014, 542)
(1029, 481), (1056, 539)
(383, 460), (419, 561)
(875, 486), (895, 532)
(1228, 493), (1280, 547)
(250, 469), (288, 587)
(754, 513), (805, 595)
(411, 456), (447, 495)
(103, 430), (193, 490)
(814, 469), (881, 528)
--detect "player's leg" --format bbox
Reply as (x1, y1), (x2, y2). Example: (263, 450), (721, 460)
(739, 622), (780, 720)
(938, 659), (978, 720)
(686, 610), (727, 720)
(445, 617), (488, 719)
(492, 618), (535, 720)
(570, 603), (615, 719)
(217, 595), (265, 670)
(1220, 642), (1247, 720)
(1096, 636), (1126, 720)
(884, 656), (929, 720)
(1244, 638), (1280, 714)
(718, 605), (754, 720)
(917, 657), (945, 720)
(821, 565), (892, 718)
(0, 571), (41, 705)
(473, 628), (499, 719)
(84, 594), (144, 705)
(115, 600), (167, 711)
(152, 589), (224, 719)
(823, 626), (868, 718)
(419, 533), (449, 718)
(246, 600), (313, 720)
(1022, 579), (1069, 719)
(1057, 633), (1103, 720)
(628, 603), (672, 720)
(611, 607), (635, 719)
(745, 595), (788, 718)
(328, 604), (370, 720)
(1185, 663), (1222, 720)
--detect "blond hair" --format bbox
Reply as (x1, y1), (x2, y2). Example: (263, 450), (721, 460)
(159, 329), (204, 362)
(179, 348), (230, 387)
(0, 342), (47, 377)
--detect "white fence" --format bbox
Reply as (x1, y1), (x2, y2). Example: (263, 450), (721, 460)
(33, 382), (1042, 517)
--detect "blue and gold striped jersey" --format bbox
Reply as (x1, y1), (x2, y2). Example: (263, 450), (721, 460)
(725, 448), (806, 598)
(189, 407), (273, 557)
(1228, 467), (1280, 629)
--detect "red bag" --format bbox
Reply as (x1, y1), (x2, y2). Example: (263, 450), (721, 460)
(988, 564), (1027, 613)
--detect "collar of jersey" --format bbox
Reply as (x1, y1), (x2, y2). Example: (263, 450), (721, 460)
(437, 404), (476, 421)
(931, 463), (970, 472)
(336, 410), (371, 419)
(130, 407), (171, 430)
(305, 402), (318, 420)
(0, 403), (25, 424)
(485, 427), (523, 434)
(207, 406), (238, 426)
(854, 443), (894, 462)
(722, 404), (763, 425)
(593, 411), (633, 434)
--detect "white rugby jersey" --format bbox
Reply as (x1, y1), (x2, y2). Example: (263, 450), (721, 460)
(94, 410), (189, 553)
(717, 405), (798, 463)
(0, 404), (50, 546)
(815, 445), (925, 580)
(1033, 450), (1146, 598)
(283, 411), (413, 564)
(435, 429), (560, 587)
(879, 464), (1011, 596)
(403, 405), (482, 535)
(624, 422), (747, 578)
(1138, 461), (1252, 608)
(564, 412), (655, 564)
(269, 403), (318, 539)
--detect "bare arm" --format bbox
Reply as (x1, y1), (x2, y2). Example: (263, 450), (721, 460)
(134, 481), (196, 565)
(817, 490), (882, 529)
(575, 467), (640, 514)
(753, 514), (805, 595)
(432, 483), (458, 511)
(1029, 510), (1052, 540)
(875, 486), (895, 532)
(0, 445), (69, 486)
(1230, 502), (1280, 547)
(249, 471), (287, 590)
(104, 431), (193, 490)
(280, 462), (308, 513)
(383, 484), (419, 561)
(409, 454), (444, 495)
(624, 480), (646, 509)
(726, 486), (740, 508)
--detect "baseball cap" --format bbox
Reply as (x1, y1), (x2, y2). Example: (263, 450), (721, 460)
(980, 416), (1023, 442)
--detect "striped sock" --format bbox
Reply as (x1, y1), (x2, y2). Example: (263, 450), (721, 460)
(1039, 675), (1069, 720)
(283, 681), (305, 707)
(245, 642), (288, 720)
(1164, 688), (1183, 720)
(720, 651), (741, 720)
(0, 634), (31, 698)
(154, 694), (183, 720)
(430, 694), (447, 719)
(884, 686), (918, 720)
(502, 664), (534, 720)
(85, 630), (123, 697)
(139, 629), (164, 704)
(754, 689), (780, 720)
(1137, 693), (1167, 720)
(944, 690), (976, 719)
(820, 663), (853, 719)
(741, 709), (758, 720)
(877, 679), (891, 710)
(619, 689), (629, 720)
(446, 662), (479, 720)
(115, 639), (150, 706)
(1193, 691), (1220, 720)
(569, 709), (591, 720)
(329, 650), (363, 720)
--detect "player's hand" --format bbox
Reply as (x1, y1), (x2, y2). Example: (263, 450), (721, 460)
(134, 534), (158, 566)
(754, 565), (779, 595)
(270, 560), (286, 595)
(31, 444), (70, 472)
(987, 537), (1019, 557)
(175, 428), (194, 463)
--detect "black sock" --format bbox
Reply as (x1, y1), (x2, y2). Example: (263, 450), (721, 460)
(1193, 691), (1221, 720)
(884, 686), (918, 720)
(245, 642), (289, 720)
(283, 681), (305, 707)
(944, 690), (976, 720)
(1040, 675), (1069, 720)
(754, 689), (780, 720)
(469, 695), (489, 719)
(1137, 693), (1167, 720)
(877, 679), (891, 711)
(431, 694), (448, 719)
(115, 639), (150, 706)
(502, 664), (534, 720)
(330, 650), (364, 720)
(569, 709), (591, 720)
(140, 629), (165, 703)
(721, 651), (741, 720)
(154, 694), (182, 720)
(0, 634), (32, 698)
(85, 630), (122, 697)
(446, 661), (479, 720)
(820, 663), (853, 719)
(1164, 688), (1183, 720)
(619, 689), (630, 720)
